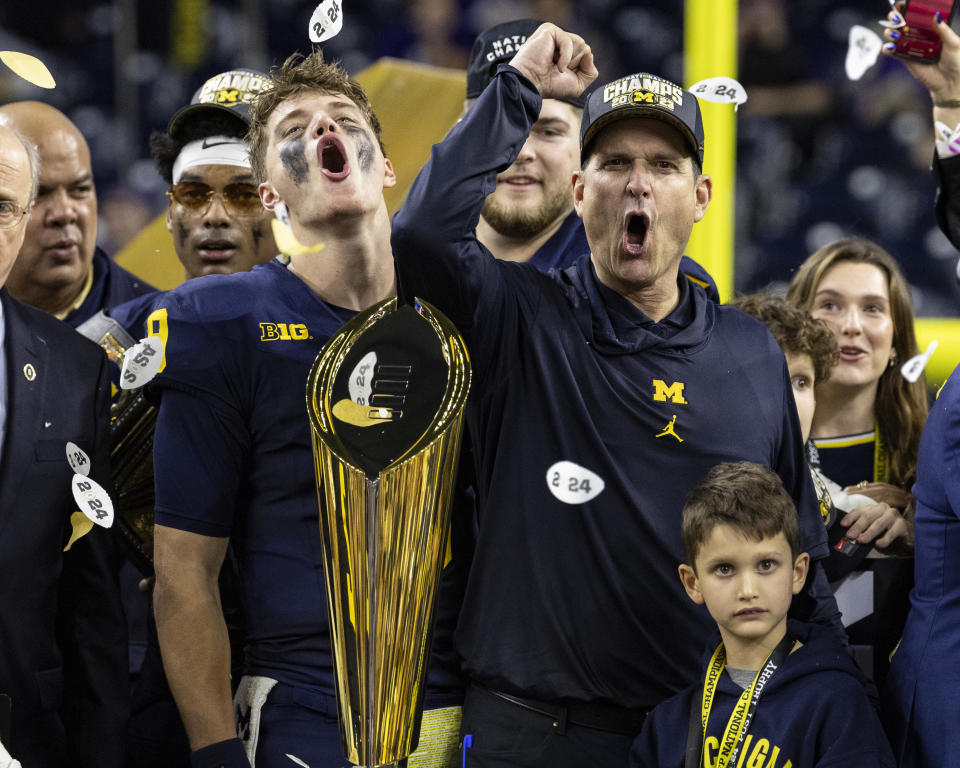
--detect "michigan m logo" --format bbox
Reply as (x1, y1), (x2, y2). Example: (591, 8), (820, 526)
(653, 379), (687, 404)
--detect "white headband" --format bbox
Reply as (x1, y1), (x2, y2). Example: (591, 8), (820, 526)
(172, 136), (251, 183)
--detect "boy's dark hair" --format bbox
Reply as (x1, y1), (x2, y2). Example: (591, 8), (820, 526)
(247, 49), (385, 184)
(682, 462), (801, 567)
(150, 111), (250, 185)
(730, 292), (839, 385)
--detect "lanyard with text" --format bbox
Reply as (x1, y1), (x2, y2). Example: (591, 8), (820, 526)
(873, 421), (889, 483)
(698, 633), (794, 768)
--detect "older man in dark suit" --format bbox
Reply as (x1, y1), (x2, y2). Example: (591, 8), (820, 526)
(0, 123), (127, 765)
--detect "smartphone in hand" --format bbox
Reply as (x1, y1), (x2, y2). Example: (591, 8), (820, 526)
(894, 0), (960, 62)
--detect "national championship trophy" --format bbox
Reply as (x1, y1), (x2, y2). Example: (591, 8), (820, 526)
(306, 297), (471, 767)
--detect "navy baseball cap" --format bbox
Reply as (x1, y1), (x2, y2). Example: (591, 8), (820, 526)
(466, 19), (586, 109)
(580, 73), (705, 167)
(167, 68), (272, 140)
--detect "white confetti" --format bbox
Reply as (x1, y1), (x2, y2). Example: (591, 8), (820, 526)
(308, 0), (344, 43)
(120, 337), (164, 390)
(846, 25), (883, 81)
(71, 474), (114, 528)
(546, 460), (605, 505)
(347, 350), (376, 405)
(901, 339), (938, 383)
(65, 441), (91, 476)
(688, 77), (748, 110)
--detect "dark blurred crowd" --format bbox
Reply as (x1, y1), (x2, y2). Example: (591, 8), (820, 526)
(0, 0), (958, 313)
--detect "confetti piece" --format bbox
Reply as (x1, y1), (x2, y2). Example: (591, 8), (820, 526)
(272, 218), (325, 256)
(71, 474), (114, 528)
(64, 511), (95, 551)
(688, 77), (748, 109)
(0, 51), (55, 88)
(901, 339), (938, 382)
(846, 25), (883, 80)
(120, 337), (164, 390)
(308, 0), (344, 43)
(66, 441), (91, 476)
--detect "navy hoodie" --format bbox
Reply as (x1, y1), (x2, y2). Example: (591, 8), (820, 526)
(392, 66), (841, 709)
(631, 621), (895, 768)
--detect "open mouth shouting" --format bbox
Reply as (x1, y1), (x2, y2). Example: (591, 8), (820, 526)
(319, 135), (350, 180)
(623, 212), (649, 255)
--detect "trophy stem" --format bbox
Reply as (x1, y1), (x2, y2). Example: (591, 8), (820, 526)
(365, 477), (379, 760)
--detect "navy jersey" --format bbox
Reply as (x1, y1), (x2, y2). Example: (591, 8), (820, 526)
(149, 258), (355, 692)
(811, 432), (876, 488)
(631, 621), (894, 768)
(108, 290), (165, 340)
(65, 247), (156, 328)
(392, 66), (837, 709)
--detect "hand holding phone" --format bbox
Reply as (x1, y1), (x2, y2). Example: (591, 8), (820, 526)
(893, 0), (959, 62)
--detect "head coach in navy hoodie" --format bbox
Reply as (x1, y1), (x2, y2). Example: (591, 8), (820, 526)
(392, 22), (843, 768)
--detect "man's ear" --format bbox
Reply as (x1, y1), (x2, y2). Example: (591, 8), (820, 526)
(259, 181), (280, 212)
(678, 563), (704, 605)
(792, 552), (810, 595)
(693, 173), (712, 223)
(382, 157), (397, 189)
(572, 171), (585, 218)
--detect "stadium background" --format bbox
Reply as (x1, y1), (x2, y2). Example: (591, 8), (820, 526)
(1, 0), (957, 318)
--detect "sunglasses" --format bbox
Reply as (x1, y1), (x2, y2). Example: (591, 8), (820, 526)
(167, 181), (264, 216)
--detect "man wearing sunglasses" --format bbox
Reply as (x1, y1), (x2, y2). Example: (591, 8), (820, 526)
(154, 69), (277, 283)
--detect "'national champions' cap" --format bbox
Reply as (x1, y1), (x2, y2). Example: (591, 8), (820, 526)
(167, 68), (272, 139)
(580, 73), (705, 167)
(466, 18), (586, 108)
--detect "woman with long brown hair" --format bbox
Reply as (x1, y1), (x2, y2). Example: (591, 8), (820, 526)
(787, 236), (929, 686)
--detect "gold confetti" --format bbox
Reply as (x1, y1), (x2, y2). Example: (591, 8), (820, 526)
(272, 218), (325, 256)
(64, 511), (94, 551)
(0, 51), (56, 89)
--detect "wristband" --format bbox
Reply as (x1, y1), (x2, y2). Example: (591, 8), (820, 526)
(934, 98), (960, 108)
(190, 737), (248, 768)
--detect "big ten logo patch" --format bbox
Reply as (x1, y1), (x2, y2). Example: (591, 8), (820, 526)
(652, 379), (687, 404)
(260, 322), (310, 341)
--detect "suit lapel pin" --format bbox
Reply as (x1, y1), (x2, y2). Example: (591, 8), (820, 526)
(22, 363), (36, 381)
